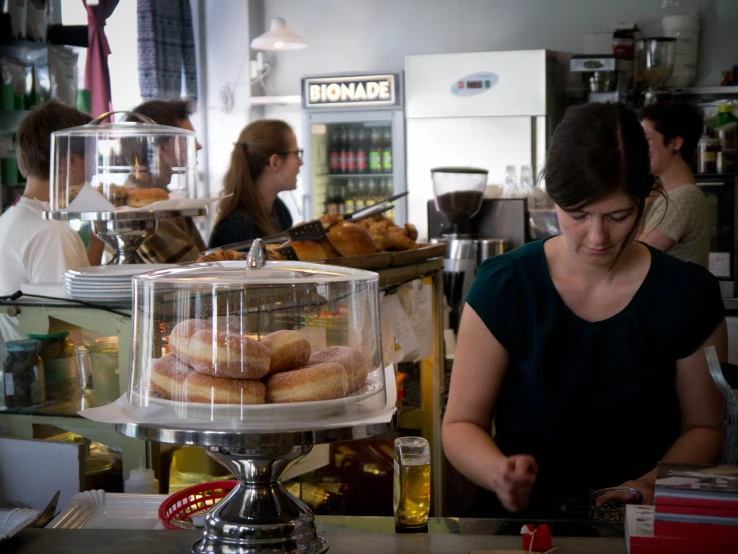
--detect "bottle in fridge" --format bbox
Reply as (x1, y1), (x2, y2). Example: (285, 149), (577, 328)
(301, 71), (406, 223)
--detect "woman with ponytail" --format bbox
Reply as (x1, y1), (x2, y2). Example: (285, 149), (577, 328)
(208, 120), (302, 248)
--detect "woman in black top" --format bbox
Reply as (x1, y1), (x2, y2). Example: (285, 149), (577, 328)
(442, 103), (726, 517)
(209, 120), (301, 248)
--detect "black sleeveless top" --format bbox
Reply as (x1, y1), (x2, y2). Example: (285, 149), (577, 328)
(465, 239), (724, 516)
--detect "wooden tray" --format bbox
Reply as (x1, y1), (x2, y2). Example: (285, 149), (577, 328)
(320, 243), (446, 271)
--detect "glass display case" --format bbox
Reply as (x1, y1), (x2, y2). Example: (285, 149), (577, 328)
(44, 115), (205, 264)
(48, 118), (198, 211)
(124, 259), (387, 427)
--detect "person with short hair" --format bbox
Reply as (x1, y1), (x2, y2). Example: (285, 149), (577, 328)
(638, 101), (710, 267)
(442, 103), (725, 518)
(208, 119), (299, 248)
(0, 101), (98, 295)
(127, 99), (206, 263)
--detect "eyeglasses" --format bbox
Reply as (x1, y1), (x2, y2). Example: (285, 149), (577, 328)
(277, 148), (304, 161)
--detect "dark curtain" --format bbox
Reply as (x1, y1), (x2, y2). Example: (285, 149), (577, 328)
(137, 0), (198, 102)
(83, 0), (120, 119)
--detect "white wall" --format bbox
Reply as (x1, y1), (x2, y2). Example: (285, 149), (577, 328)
(260, 0), (736, 95)
(200, 0), (253, 201)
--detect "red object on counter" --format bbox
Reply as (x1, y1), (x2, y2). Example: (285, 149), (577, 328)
(158, 479), (237, 530)
(521, 523), (552, 551)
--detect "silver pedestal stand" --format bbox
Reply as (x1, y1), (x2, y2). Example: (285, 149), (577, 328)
(43, 208), (207, 264)
(115, 413), (396, 553)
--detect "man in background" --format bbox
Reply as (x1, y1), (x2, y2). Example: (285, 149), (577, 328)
(128, 99), (206, 263)
(638, 101), (711, 268)
(0, 100), (101, 296)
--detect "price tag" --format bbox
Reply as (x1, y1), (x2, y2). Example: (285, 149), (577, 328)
(382, 292), (419, 360)
(709, 252), (731, 278)
(408, 281), (432, 362)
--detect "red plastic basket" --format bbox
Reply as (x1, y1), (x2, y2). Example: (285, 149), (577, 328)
(158, 480), (238, 530)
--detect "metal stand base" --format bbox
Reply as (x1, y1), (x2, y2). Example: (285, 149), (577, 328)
(193, 444), (328, 554)
(114, 412), (396, 554)
(92, 219), (157, 265)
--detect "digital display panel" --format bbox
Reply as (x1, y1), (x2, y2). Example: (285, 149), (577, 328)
(466, 81), (483, 89)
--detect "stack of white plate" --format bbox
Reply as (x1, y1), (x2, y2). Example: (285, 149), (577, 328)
(63, 265), (173, 303)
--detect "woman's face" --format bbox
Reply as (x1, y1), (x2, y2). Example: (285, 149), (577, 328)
(275, 131), (303, 191)
(555, 190), (639, 267)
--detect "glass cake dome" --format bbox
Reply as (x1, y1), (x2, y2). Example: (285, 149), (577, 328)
(48, 120), (198, 212)
(125, 259), (387, 427)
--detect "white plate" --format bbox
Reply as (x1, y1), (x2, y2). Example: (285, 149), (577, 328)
(0, 508), (39, 540)
(65, 264), (174, 278)
(145, 380), (385, 421)
(66, 285), (132, 292)
(66, 293), (131, 302)
(65, 286), (131, 294)
(65, 277), (134, 285)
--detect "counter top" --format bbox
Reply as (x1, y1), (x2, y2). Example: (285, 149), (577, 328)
(8, 523), (627, 554)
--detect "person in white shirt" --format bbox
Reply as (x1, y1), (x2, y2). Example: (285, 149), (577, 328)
(0, 101), (101, 296)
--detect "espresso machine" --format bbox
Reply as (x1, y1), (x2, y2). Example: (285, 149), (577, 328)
(569, 54), (633, 104)
(429, 167), (488, 335)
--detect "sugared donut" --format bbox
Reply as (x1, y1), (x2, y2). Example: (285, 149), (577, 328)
(184, 373), (266, 405)
(168, 319), (210, 365)
(261, 330), (311, 377)
(308, 346), (369, 393)
(150, 354), (195, 401)
(188, 329), (270, 379)
(266, 363), (347, 404)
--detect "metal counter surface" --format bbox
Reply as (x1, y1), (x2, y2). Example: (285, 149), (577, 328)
(8, 526), (626, 554)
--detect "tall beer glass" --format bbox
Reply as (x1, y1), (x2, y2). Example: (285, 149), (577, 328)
(393, 437), (431, 528)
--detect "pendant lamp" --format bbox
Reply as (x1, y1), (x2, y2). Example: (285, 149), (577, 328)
(251, 17), (307, 51)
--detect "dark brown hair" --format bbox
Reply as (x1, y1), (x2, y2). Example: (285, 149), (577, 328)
(16, 100), (91, 179)
(638, 101), (704, 164)
(128, 99), (193, 127)
(214, 120), (294, 237)
(121, 99), (194, 175)
(544, 103), (655, 263)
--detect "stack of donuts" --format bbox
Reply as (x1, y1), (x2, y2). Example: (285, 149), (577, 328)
(149, 319), (371, 406)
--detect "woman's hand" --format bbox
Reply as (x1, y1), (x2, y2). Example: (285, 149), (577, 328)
(490, 454), (539, 512)
(595, 479), (654, 506)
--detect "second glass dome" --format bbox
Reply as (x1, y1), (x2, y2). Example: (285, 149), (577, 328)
(126, 261), (387, 426)
(49, 121), (198, 212)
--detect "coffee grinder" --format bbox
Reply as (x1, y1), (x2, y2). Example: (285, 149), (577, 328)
(640, 37), (676, 104)
(430, 167), (487, 335)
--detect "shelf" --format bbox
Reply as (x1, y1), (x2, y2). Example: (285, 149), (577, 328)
(0, 40), (51, 61)
(318, 173), (395, 179)
(672, 86), (738, 97)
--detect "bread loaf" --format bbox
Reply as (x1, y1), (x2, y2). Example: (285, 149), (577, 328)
(282, 240), (327, 261)
(327, 222), (377, 257)
(126, 187), (169, 208)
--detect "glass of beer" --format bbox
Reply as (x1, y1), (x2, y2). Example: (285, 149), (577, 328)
(393, 436), (431, 529)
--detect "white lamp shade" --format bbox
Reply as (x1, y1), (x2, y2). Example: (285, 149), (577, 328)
(251, 17), (307, 51)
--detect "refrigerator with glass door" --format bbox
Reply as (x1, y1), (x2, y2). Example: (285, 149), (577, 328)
(301, 71), (406, 225)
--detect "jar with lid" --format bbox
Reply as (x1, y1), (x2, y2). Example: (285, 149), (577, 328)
(696, 136), (720, 174)
(28, 332), (76, 402)
(2, 340), (46, 409)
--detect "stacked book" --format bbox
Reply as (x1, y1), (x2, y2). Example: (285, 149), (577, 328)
(626, 463), (738, 553)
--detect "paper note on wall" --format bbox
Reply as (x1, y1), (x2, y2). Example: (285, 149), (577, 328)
(409, 280), (432, 362)
(382, 292), (419, 361)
